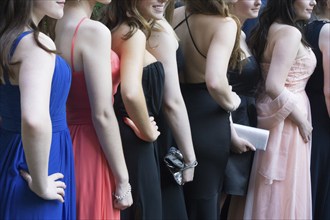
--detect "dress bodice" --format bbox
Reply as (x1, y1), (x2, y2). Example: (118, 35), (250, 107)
(66, 50), (120, 125)
(228, 56), (261, 97)
(0, 32), (71, 132)
(114, 61), (165, 117)
(260, 49), (316, 93)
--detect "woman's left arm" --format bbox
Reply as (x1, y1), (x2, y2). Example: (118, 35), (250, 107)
(147, 19), (196, 183)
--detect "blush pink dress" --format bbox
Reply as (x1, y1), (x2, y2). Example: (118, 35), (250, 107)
(244, 48), (316, 219)
(66, 18), (121, 220)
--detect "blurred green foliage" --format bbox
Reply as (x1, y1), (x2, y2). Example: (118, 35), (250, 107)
(92, 3), (104, 20)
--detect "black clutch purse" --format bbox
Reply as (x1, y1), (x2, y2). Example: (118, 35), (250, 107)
(164, 147), (198, 185)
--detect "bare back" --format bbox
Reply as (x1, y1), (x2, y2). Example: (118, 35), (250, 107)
(173, 6), (235, 84)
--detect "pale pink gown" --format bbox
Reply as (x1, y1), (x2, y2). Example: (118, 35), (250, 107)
(244, 48), (316, 219)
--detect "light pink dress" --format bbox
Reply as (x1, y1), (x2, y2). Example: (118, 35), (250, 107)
(244, 48), (316, 219)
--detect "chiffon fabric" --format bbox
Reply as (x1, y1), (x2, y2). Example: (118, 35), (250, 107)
(0, 32), (76, 219)
(66, 18), (121, 219)
(244, 48), (316, 219)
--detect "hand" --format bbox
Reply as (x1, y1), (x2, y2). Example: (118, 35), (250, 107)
(230, 136), (256, 154)
(182, 167), (195, 185)
(124, 116), (160, 142)
(298, 120), (313, 143)
(20, 170), (66, 203)
(231, 92), (241, 112)
(113, 182), (133, 210)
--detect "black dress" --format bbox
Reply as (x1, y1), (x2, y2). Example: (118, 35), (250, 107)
(223, 56), (261, 196)
(114, 62), (165, 220)
(181, 83), (230, 220)
(305, 20), (330, 220)
(174, 12), (231, 220)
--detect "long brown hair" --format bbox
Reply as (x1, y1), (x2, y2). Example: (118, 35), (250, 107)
(101, 0), (155, 40)
(184, 0), (243, 70)
(248, 0), (310, 63)
(0, 0), (55, 82)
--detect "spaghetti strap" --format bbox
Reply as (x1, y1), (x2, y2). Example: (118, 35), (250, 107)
(184, 11), (206, 59)
(71, 17), (87, 73)
(173, 17), (187, 30)
(4, 31), (33, 85)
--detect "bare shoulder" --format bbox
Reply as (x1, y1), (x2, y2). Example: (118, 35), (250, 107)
(13, 32), (55, 63)
(149, 20), (178, 53)
(273, 24), (301, 41)
(214, 16), (237, 30)
(319, 23), (330, 51)
(154, 19), (177, 42)
(77, 19), (111, 42)
(113, 23), (146, 42)
(172, 6), (186, 27)
(211, 16), (237, 39)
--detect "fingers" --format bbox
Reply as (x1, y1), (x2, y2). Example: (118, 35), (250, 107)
(55, 180), (66, 189)
(57, 187), (65, 198)
(245, 142), (256, 151)
(20, 170), (32, 184)
(50, 172), (64, 181)
(123, 117), (138, 131)
(55, 193), (65, 203)
(114, 199), (133, 210)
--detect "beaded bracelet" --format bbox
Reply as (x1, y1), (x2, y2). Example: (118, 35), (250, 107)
(113, 183), (131, 201)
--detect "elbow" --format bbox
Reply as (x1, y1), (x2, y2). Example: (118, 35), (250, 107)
(162, 97), (182, 115)
(121, 87), (142, 106)
(206, 80), (221, 93)
(265, 84), (283, 99)
(22, 115), (50, 134)
(91, 107), (115, 127)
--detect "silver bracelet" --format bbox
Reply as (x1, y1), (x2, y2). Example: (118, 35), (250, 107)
(113, 183), (131, 201)
(183, 160), (198, 170)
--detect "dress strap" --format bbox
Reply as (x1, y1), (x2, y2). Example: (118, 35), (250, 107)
(184, 11), (206, 59)
(71, 17), (87, 73)
(173, 16), (188, 30)
(4, 31), (33, 85)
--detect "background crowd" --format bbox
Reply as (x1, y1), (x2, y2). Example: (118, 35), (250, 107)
(0, 0), (329, 220)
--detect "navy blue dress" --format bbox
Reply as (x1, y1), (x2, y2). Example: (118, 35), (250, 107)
(223, 56), (261, 196)
(0, 32), (76, 219)
(305, 20), (330, 220)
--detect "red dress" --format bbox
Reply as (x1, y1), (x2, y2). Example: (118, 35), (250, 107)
(67, 18), (121, 219)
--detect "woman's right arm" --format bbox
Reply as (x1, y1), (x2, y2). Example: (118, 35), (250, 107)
(205, 18), (241, 112)
(18, 34), (65, 202)
(118, 29), (160, 142)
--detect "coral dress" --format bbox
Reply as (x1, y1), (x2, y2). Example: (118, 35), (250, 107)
(244, 48), (316, 219)
(66, 18), (121, 219)
(0, 31), (76, 219)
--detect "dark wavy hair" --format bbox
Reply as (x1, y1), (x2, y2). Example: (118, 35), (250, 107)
(0, 0), (54, 81)
(184, 0), (243, 70)
(248, 0), (310, 62)
(101, 0), (155, 40)
(314, 0), (328, 15)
